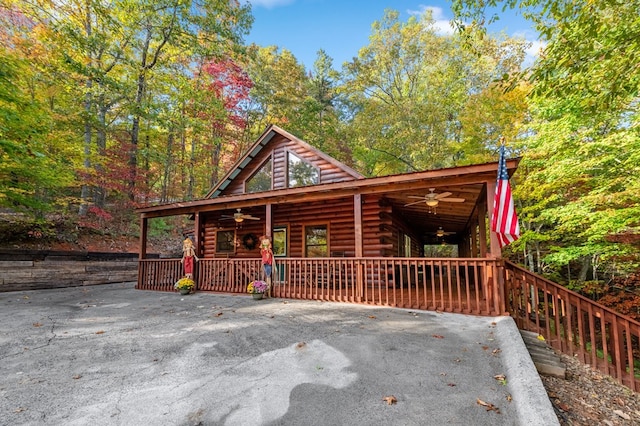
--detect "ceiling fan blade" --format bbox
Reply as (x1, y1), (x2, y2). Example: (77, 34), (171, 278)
(434, 192), (452, 199)
(244, 216), (260, 220)
(407, 195), (427, 199)
(440, 197), (465, 203)
(404, 200), (426, 207)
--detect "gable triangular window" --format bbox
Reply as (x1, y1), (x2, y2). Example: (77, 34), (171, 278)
(246, 158), (272, 193)
(288, 152), (319, 188)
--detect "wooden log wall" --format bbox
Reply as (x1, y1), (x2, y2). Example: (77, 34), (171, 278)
(363, 195), (393, 257)
(198, 195), (400, 259)
(201, 213), (264, 259)
(273, 197), (356, 257)
(0, 250), (140, 292)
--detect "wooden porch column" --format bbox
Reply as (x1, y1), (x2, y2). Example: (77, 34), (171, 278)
(476, 203), (487, 257)
(354, 195), (363, 257)
(139, 216), (148, 260)
(193, 212), (201, 256)
(265, 203), (272, 237)
(354, 195), (363, 301)
(193, 212), (201, 291)
(471, 219), (479, 257)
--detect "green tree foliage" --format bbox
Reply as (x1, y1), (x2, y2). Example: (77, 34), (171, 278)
(453, 0), (640, 283)
(244, 45), (308, 135)
(0, 48), (74, 215)
(340, 9), (529, 175)
(1, 0), (252, 220)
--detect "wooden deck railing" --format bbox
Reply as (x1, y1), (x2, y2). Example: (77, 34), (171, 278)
(137, 257), (504, 315)
(504, 260), (640, 392)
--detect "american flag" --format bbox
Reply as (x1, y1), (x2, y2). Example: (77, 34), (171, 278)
(491, 145), (520, 248)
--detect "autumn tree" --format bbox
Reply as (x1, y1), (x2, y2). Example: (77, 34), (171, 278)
(0, 47), (74, 216)
(453, 0), (640, 283)
(340, 9), (529, 176)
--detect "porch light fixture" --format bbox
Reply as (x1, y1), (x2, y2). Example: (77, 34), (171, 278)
(234, 217), (244, 223)
(426, 199), (439, 207)
(436, 228), (445, 237)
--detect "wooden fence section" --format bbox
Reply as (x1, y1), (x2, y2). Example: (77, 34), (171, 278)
(137, 259), (183, 292)
(504, 260), (640, 392)
(137, 257), (504, 316)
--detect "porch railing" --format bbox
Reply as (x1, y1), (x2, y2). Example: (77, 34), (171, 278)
(137, 257), (504, 315)
(504, 260), (640, 392)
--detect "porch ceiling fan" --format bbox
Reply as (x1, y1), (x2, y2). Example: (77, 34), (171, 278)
(221, 208), (260, 223)
(433, 227), (456, 238)
(404, 188), (465, 208)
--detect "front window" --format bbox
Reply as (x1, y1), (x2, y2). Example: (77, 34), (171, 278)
(216, 230), (236, 253)
(273, 226), (287, 257)
(246, 159), (272, 193)
(305, 225), (328, 257)
(288, 152), (319, 188)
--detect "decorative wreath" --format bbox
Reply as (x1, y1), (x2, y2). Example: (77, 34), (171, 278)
(242, 233), (258, 250)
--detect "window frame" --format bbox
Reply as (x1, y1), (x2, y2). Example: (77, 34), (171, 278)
(304, 223), (329, 258)
(215, 229), (236, 254)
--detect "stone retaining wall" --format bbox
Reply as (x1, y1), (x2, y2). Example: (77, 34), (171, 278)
(0, 250), (148, 292)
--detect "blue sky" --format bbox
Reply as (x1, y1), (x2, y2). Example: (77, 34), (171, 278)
(244, 0), (542, 70)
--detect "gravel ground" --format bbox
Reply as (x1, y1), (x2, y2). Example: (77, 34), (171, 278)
(541, 353), (640, 425)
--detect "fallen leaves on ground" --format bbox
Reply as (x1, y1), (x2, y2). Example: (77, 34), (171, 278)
(383, 395), (397, 405)
(432, 334), (444, 339)
(477, 398), (501, 414)
(541, 353), (640, 425)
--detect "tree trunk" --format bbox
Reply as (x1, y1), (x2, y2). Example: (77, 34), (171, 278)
(161, 130), (174, 203)
(95, 98), (108, 208)
(79, 1), (93, 216)
(578, 257), (591, 282)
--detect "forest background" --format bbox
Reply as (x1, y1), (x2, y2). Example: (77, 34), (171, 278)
(0, 0), (638, 316)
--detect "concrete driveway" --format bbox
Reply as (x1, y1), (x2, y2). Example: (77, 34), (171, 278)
(0, 282), (557, 425)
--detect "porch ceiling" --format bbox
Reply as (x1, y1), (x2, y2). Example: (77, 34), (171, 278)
(384, 183), (485, 244)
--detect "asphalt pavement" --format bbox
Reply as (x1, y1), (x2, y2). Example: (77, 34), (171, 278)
(0, 282), (558, 425)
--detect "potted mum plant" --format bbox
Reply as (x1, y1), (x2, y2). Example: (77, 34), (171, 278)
(175, 277), (195, 295)
(247, 280), (268, 300)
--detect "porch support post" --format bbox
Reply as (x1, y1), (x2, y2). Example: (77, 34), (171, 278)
(354, 194), (364, 301)
(265, 203), (272, 237)
(193, 211), (201, 290)
(471, 218), (479, 257)
(139, 216), (148, 260)
(478, 191), (488, 257)
(354, 195), (363, 257)
(194, 212), (201, 256)
(138, 216), (148, 290)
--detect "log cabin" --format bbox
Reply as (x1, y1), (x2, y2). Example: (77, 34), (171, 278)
(136, 125), (640, 392)
(137, 124), (518, 315)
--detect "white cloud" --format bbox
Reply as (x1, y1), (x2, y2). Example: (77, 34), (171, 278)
(408, 5), (455, 35)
